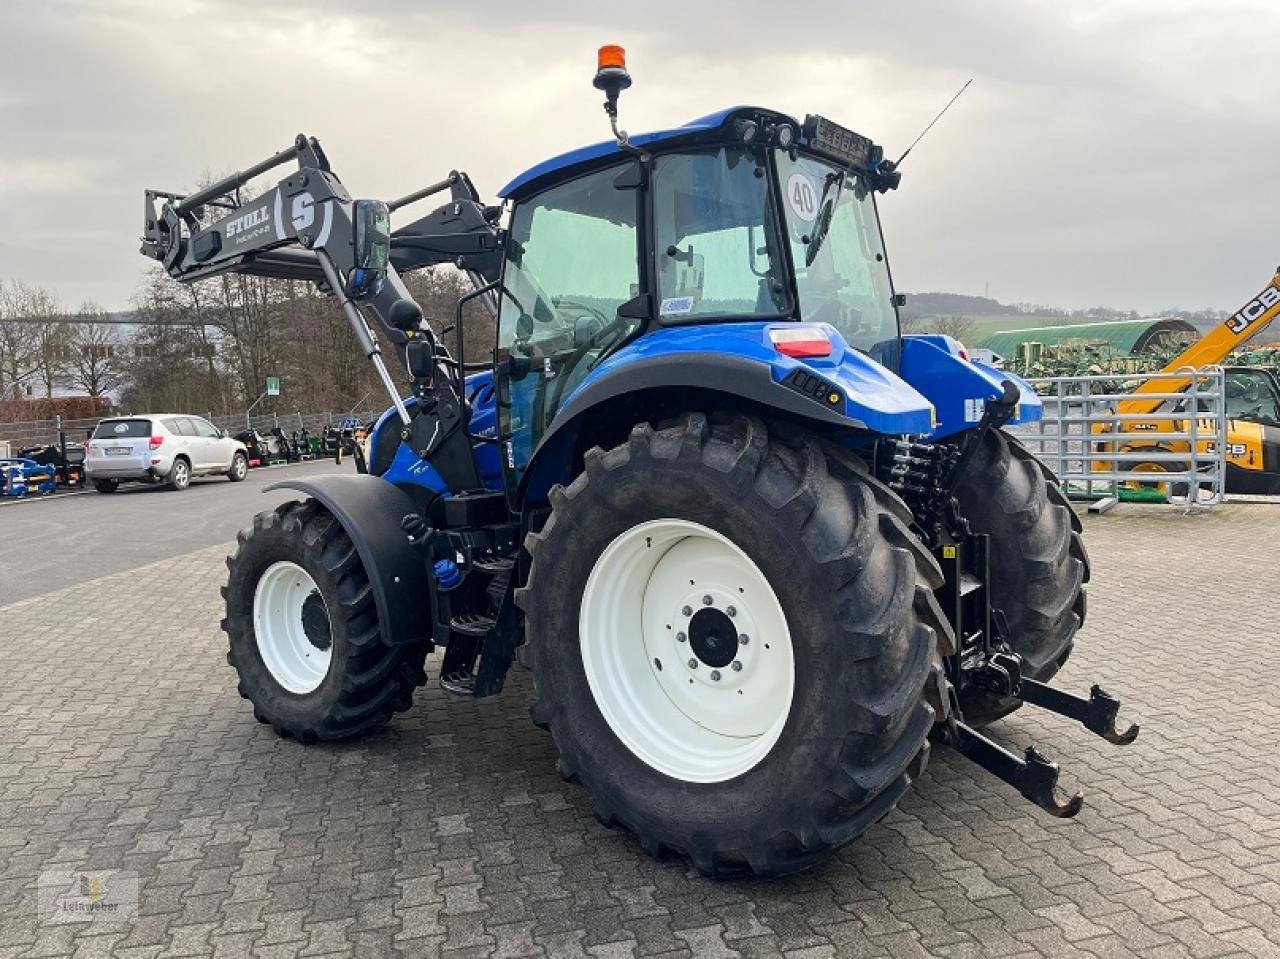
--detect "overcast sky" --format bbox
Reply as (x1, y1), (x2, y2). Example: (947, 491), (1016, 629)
(1, 0), (1277, 314)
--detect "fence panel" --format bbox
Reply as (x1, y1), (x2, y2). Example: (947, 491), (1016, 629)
(0, 410), (381, 450)
(1011, 368), (1228, 507)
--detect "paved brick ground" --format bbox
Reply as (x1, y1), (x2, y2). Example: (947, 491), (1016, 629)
(2, 501), (1279, 958)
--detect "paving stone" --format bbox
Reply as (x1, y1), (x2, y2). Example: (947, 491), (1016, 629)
(1, 504), (1278, 958)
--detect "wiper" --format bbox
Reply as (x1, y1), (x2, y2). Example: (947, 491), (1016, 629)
(804, 171), (844, 266)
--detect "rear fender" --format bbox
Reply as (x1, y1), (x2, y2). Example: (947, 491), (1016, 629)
(265, 475), (431, 647)
(517, 321), (934, 506)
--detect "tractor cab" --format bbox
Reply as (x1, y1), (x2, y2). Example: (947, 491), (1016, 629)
(493, 102), (907, 477)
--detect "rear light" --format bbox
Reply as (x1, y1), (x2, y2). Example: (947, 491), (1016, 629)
(149, 435), (164, 450)
(769, 326), (832, 359)
(958, 345), (971, 361)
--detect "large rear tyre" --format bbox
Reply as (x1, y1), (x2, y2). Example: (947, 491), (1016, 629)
(517, 413), (951, 878)
(222, 499), (429, 742)
(952, 429), (1089, 724)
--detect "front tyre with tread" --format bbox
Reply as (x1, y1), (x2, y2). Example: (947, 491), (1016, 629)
(222, 499), (429, 742)
(518, 413), (952, 878)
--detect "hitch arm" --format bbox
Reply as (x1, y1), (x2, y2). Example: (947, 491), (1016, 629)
(980, 652), (1140, 746)
(946, 721), (1084, 818)
(1018, 679), (1140, 745)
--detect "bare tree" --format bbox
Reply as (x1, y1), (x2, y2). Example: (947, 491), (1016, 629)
(67, 302), (123, 398)
(402, 266), (495, 366)
(0, 280), (66, 398)
(0, 281), (41, 399)
(901, 313), (979, 343)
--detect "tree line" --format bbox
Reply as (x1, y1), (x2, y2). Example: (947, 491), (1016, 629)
(0, 267), (494, 422)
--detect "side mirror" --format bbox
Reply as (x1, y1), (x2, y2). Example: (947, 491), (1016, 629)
(348, 199), (390, 300)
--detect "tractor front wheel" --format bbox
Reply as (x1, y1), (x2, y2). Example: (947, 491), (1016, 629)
(518, 414), (950, 877)
(952, 429), (1089, 724)
(222, 500), (429, 742)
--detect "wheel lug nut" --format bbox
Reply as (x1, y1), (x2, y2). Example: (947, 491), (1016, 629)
(726, 605), (737, 617)
(731, 661), (742, 672)
(702, 594), (713, 606)
(710, 670), (721, 681)
(681, 605), (692, 617)
(676, 631), (687, 643)
(687, 659), (698, 669)
(739, 634), (749, 646)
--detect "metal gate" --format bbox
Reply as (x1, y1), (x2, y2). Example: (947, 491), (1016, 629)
(1012, 367), (1228, 507)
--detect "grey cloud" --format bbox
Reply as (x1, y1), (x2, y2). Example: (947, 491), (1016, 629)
(0, 0), (1276, 313)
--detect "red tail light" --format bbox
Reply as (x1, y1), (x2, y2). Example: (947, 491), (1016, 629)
(769, 326), (833, 358)
(149, 435), (164, 450)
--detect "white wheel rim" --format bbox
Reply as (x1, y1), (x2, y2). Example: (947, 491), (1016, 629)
(580, 519), (795, 783)
(234, 457), (247, 478)
(253, 561), (332, 694)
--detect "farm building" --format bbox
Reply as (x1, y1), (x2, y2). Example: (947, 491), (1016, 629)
(977, 317), (1198, 358)
(976, 317), (1198, 361)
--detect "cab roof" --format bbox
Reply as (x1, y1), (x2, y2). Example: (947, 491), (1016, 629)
(497, 106), (799, 202)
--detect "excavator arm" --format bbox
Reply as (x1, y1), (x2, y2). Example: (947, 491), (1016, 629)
(1118, 268), (1280, 416)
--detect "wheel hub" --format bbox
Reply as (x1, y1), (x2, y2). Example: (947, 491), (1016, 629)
(687, 607), (737, 668)
(300, 591), (332, 651)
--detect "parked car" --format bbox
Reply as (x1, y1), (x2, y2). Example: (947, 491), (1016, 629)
(85, 415), (249, 493)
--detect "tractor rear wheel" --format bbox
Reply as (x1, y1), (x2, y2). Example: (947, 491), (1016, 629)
(222, 499), (429, 742)
(517, 413), (951, 877)
(952, 429), (1089, 724)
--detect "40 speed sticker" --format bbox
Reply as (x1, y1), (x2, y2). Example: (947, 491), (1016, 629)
(786, 173), (818, 222)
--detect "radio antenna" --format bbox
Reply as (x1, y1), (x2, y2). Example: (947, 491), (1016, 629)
(894, 78), (973, 168)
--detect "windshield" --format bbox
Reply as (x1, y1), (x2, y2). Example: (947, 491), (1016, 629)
(777, 151), (900, 368)
(651, 147), (789, 320)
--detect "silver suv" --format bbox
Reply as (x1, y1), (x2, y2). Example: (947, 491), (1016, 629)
(85, 415), (249, 493)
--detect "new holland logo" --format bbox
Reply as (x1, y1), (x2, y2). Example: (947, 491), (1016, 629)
(1226, 284), (1280, 333)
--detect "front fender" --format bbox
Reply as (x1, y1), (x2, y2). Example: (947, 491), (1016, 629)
(265, 475), (431, 647)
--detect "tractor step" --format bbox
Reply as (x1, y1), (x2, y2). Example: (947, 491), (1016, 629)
(473, 555), (514, 574)
(944, 720), (1084, 818)
(450, 612), (496, 637)
(439, 669), (476, 696)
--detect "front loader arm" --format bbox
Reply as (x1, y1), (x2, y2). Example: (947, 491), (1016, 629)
(142, 135), (502, 427)
(1118, 267), (1280, 417)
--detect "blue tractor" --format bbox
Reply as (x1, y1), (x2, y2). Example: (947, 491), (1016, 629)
(141, 48), (1135, 876)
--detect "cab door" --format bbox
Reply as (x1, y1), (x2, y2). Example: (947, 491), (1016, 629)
(495, 163), (645, 493)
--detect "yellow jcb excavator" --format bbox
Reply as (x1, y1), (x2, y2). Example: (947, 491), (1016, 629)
(1109, 267), (1280, 495)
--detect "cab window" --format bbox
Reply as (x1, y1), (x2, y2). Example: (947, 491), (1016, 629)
(497, 165), (641, 471)
(1224, 370), (1280, 425)
(650, 147), (788, 320)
